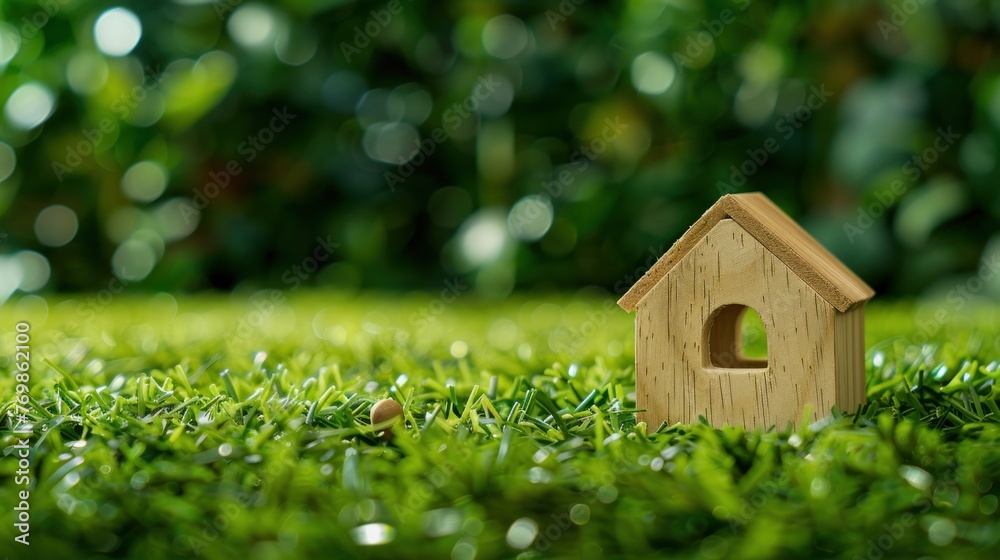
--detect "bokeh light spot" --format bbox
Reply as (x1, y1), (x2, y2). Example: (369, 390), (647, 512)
(362, 122), (420, 164)
(482, 15), (529, 59)
(631, 52), (676, 95)
(227, 4), (276, 49)
(0, 257), (23, 303)
(5, 83), (56, 130)
(570, 504), (590, 525)
(35, 205), (79, 247)
(0, 141), (15, 182)
(458, 210), (508, 267)
(67, 51), (110, 95)
(388, 83), (433, 125)
(505, 518), (538, 549)
(355, 88), (394, 127)
(121, 161), (169, 203)
(350, 523), (396, 546)
(275, 27), (317, 66)
(0, 23), (21, 66)
(507, 195), (554, 241)
(701, 535), (728, 559)
(112, 238), (158, 281)
(451, 540), (477, 560)
(15, 251), (51, 292)
(449, 340), (468, 359)
(152, 198), (199, 241)
(94, 8), (143, 57)
(927, 519), (956, 546)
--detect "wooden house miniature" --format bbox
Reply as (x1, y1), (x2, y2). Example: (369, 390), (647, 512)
(617, 193), (874, 429)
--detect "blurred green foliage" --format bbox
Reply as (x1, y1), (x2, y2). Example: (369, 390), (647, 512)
(2, 0), (1000, 299)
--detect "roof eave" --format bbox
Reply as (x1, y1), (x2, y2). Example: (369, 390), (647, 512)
(616, 193), (875, 313)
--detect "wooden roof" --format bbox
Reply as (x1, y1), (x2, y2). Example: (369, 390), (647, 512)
(617, 193), (875, 313)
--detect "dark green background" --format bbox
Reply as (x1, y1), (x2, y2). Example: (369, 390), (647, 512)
(1, 0), (997, 300)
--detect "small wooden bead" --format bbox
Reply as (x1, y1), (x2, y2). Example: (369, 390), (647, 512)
(370, 399), (403, 441)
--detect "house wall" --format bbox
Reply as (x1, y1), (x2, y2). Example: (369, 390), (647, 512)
(834, 304), (867, 413)
(635, 219), (839, 429)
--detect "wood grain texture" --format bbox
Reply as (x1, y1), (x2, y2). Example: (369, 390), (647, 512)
(724, 193), (874, 313)
(618, 193), (875, 313)
(635, 219), (844, 429)
(834, 304), (866, 413)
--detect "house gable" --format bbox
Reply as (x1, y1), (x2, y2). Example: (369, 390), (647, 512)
(635, 217), (837, 426)
(618, 193), (874, 313)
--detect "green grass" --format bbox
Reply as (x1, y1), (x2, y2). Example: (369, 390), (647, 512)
(2, 292), (1000, 559)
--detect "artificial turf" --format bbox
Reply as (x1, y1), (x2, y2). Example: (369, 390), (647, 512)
(1, 292), (999, 559)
